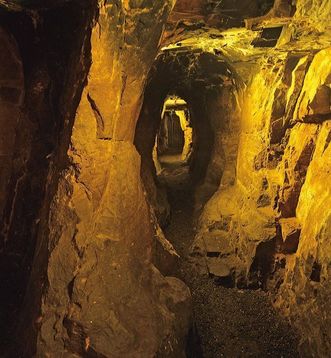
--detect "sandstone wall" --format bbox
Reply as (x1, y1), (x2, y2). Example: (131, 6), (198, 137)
(194, 83), (240, 211)
(295, 0), (331, 26)
(195, 37), (331, 358)
(0, 2), (102, 352)
(275, 48), (331, 357)
(28, 1), (191, 357)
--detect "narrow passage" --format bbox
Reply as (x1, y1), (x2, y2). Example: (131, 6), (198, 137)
(159, 160), (300, 358)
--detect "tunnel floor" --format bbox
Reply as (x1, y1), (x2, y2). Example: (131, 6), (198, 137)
(159, 163), (300, 358)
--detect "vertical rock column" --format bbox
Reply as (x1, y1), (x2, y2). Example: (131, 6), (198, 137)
(276, 47), (331, 357)
(31, 1), (191, 357)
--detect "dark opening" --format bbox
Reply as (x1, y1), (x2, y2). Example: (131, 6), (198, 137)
(310, 261), (322, 283)
(154, 96), (193, 188)
(252, 26), (283, 47)
(159, 110), (185, 155)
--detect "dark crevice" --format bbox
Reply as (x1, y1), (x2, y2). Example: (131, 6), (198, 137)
(0, 1), (98, 355)
(248, 238), (277, 290)
(87, 92), (106, 138)
(310, 261), (322, 283)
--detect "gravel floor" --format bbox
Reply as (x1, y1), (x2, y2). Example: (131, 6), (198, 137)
(189, 276), (299, 358)
(160, 164), (300, 358)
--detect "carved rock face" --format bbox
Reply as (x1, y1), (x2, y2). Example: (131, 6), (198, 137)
(0, 0), (331, 357)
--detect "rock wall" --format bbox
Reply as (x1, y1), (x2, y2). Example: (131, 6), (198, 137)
(1, 0), (330, 356)
(275, 48), (331, 357)
(0, 25), (24, 348)
(194, 18), (331, 358)
(0, 1), (192, 357)
(295, 0), (331, 27)
(194, 83), (240, 211)
(25, 1), (192, 357)
(0, 1), (101, 351)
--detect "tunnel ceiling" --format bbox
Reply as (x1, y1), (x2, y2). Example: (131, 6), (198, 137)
(168, 0), (276, 30)
(161, 0), (331, 83)
(149, 50), (236, 96)
(164, 0), (284, 45)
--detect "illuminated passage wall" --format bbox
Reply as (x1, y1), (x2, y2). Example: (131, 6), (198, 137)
(0, 0), (330, 357)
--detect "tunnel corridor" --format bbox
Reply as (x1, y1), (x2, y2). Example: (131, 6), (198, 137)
(0, 1), (331, 357)
(161, 172), (299, 358)
(137, 70), (300, 357)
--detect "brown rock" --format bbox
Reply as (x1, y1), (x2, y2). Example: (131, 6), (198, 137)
(203, 231), (233, 256)
(279, 217), (301, 254)
(207, 257), (231, 278)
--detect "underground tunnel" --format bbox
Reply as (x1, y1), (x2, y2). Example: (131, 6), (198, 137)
(0, 0), (331, 357)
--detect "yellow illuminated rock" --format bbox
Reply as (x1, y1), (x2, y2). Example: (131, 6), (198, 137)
(1, 0), (331, 357)
(25, 1), (191, 357)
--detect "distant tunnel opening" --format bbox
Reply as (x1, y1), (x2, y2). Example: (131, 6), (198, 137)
(153, 95), (194, 188)
(157, 108), (186, 156)
(135, 49), (241, 226)
(156, 96), (192, 159)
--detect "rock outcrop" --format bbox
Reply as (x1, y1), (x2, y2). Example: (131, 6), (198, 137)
(1, 0), (331, 356)
(181, 1), (331, 355)
(1, 1), (191, 356)
(135, 2), (331, 352)
(28, 1), (192, 357)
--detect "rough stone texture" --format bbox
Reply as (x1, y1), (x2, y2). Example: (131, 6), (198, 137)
(165, 1), (331, 355)
(194, 43), (331, 353)
(0, 2), (100, 353)
(20, 1), (192, 357)
(166, 0), (275, 37)
(196, 42), (331, 350)
(153, 218), (181, 277)
(295, 0), (331, 31)
(274, 49), (331, 357)
(0, 24), (24, 351)
(37, 141), (190, 357)
(1, 0), (331, 356)
(279, 217), (301, 254)
(194, 83), (240, 210)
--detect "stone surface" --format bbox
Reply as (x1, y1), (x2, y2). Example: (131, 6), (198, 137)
(2, 1), (191, 357)
(276, 119), (331, 357)
(197, 39), (330, 358)
(279, 217), (301, 254)
(204, 231), (232, 255)
(167, 1), (331, 355)
(0, 3), (100, 353)
(207, 257), (231, 278)
(32, 1), (192, 356)
(152, 209), (181, 277)
(1, 0), (331, 356)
